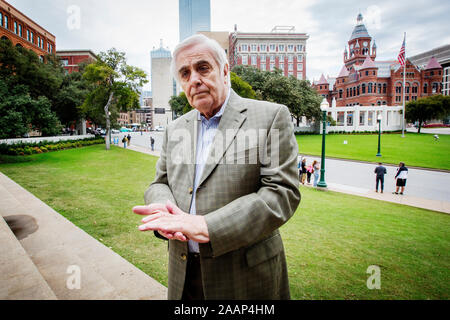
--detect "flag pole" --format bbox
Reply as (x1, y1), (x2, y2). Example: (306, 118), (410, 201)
(402, 32), (406, 138)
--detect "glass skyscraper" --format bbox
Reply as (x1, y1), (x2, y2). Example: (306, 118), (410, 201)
(179, 0), (211, 41)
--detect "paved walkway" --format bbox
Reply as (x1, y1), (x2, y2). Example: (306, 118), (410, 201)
(0, 172), (167, 300)
(116, 139), (450, 214)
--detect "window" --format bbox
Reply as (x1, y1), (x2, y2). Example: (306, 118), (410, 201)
(31, 32), (34, 44)
(383, 83), (387, 94)
(269, 44), (276, 52)
(260, 54), (266, 62)
(297, 63), (303, 71)
(260, 62), (266, 71)
(251, 44), (257, 52)
(278, 54), (284, 61)
(155, 108), (165, 114)
(4, 15), (8, 29)
(14, 21), (17, 34)
(297, 72), (303, 79)
(432, 82), (439, 93)
(279, 44), (285, 52)
(362, 83), (366, 94)
(368, 83), (373, 93)
(378, 83), (382, 94)
(357, 86), (360, 96)
(296, 44), (303, 52)
(279, 62), (284, 70)
(0, 13), (2, 27)
(38, 36), (40, 47)
(18, 24), (22, 37)
(424, 83), (428, 94)
(360, 111), (366, 125)
(297, 55), (303, 62)
(288, 63), (293, 71)
(270, 62), (275, 71)
(365, 71), (369, 76)
(260, 44), (267, 52)
(251, 55), (257, 65)
(61, 59), (69, 66)
(241, 55), (248, 65)
(288, 44), (294, 52)
(39, 55), (44, 63)
(27, 30), (30, 41)
(288, 55), (293, 62)
(241, 44), (248, 52)
(270, 55), (275, 62)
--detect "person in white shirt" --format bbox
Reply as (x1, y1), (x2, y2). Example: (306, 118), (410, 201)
(393, 162), (408, 195)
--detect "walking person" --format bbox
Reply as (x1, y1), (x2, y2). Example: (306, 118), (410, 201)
(122, 135), (128, 149)
(374, 162), (387, 193)
(393, 162), (408, 195)
(312, 160), (320, 187)
(300, 158), (307, 185)
(150, 136), (155, 151)
(127, 133), (132, 146)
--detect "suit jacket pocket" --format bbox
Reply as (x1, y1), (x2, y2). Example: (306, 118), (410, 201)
(245, 233), (284, 268)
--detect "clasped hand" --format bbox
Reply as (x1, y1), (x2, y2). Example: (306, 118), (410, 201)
(132, 200), (209, 243)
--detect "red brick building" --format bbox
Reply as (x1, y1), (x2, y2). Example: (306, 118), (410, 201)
(0, 0), (55, 60)
(56, 50), (97, 74)
(313, 14), (443, 107)
(229, 26), (309, 80)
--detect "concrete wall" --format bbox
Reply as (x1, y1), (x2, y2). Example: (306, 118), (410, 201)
(0, 134), (96, 145)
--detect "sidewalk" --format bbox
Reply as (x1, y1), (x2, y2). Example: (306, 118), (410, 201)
(117, 143), (450, 214)
(0, 172), (167, 300)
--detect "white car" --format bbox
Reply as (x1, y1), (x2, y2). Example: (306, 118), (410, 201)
(154, 126), (165, 132)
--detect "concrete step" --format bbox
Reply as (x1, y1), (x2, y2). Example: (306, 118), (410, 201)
(0, 172), (167, 300)
(0, 215), (57, 300)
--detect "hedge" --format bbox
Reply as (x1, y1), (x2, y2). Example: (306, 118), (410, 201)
(0, 137), (105, 156)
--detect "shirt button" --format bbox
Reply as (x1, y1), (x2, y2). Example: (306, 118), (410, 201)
(181, 253), (187, 261)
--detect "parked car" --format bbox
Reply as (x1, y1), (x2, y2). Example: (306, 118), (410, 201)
(155, 126), (165, 132)
(120, 127), (132, 132)
(111, 129), (120, 134)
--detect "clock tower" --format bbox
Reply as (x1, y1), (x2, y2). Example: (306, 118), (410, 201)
(344, 13), (376, 70)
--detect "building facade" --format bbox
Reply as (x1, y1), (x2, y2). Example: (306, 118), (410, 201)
(0, 0), (55, 60)
(151, 42), (175, 129)
(229, 26), (309, 80)
(179, 0), (211, 42)
(313, 14), (443, 107)
(56, 50), (97, 74)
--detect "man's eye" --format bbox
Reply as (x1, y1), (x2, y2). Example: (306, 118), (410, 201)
(199, 65), (210, 72)
(181, 71), (189, 79)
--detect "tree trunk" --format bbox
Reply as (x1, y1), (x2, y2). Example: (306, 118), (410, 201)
(104, 91), (114, 150)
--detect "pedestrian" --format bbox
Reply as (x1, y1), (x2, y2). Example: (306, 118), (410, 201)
(300, 158), (307, 185)
(306, 162), (313, 184)
(150, 136), (155, 151)
(297, 155), (302, 180)
(374, 162), (387, 193)
(312, 160), (320, 187)
(122, 135), (128, 148)
(393, 162), (408, 195)
(127, 133), (132, 145)
(133, 34), (299, 300)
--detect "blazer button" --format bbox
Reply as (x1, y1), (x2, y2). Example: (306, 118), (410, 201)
(188, 188), (193, 195)
(181, 253), (187, 261)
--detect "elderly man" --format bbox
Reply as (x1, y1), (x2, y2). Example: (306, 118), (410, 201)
(133, 34), (300, 300)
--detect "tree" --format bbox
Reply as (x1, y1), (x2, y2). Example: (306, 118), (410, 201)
(81, 48), (148, 150)
(0, 78), (61, 138)
(406, 95), (450, 133)
(169, 92), (191, 117)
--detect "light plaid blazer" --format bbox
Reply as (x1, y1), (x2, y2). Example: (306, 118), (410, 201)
(144, 89), (301, 300)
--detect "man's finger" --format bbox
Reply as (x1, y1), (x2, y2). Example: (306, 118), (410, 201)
(132, 203), (167, 216)
(166, 200), (185, 215)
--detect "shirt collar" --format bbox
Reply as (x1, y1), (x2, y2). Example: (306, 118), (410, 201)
(197, 88), (231, 121)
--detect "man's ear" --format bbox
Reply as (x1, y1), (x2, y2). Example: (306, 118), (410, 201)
(223, 63), (230, 84)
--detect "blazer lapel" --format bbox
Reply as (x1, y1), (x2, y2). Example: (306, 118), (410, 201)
(179, 110), (198, 186)
(198, 90), (247, 188)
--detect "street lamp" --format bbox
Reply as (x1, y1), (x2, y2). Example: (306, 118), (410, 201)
(317, 99), (328, 188)
(376, 114), (382, 157)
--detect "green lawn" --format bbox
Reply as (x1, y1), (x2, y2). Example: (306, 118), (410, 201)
(0, 145), (449, 299)
(296, 133), (450, 170)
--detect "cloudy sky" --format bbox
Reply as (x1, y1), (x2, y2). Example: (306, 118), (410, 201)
(8, 0), (450, 91)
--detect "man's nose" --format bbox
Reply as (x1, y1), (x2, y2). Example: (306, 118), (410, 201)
(190, 71), (202, 86)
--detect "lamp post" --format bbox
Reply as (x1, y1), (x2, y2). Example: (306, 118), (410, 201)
(317, 99), (329, 188)
(376, 114), (382, 157)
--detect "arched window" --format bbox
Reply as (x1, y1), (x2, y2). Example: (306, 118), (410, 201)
(378, 83), (382, 94)
(383, 83), (387, 94)
(362, 83), (366, 94)
(424, 83), (428, 94)
(368, 83), (373, 93)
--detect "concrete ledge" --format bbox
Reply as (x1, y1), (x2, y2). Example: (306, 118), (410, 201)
(0, 172), (167, 300)
(0, 216), (57, 300)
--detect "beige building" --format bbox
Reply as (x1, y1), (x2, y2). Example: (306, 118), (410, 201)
(151, 42), (175, 129)
(198, 31), (229, 55)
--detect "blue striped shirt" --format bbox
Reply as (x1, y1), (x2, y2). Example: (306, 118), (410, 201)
(188, 89), (231, 253)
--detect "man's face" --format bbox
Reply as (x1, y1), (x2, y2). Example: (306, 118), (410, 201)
(176, 43), (229, 118)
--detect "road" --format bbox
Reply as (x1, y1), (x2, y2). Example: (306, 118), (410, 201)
(112, 131), (450, 205)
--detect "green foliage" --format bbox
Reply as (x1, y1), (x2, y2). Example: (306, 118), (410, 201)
(81, 48), (148, 149)
(169, 92), (192, 117)
(232, 65), (322, 124)
(406, 95), (450, 133)
(0, 137), (104, 157)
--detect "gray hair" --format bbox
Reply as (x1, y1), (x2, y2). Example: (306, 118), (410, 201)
(171, 34), (231, 88)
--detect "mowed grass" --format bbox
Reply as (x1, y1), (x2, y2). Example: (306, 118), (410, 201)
(0, 145), (449, 299)
(296, 133), (450, 170)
